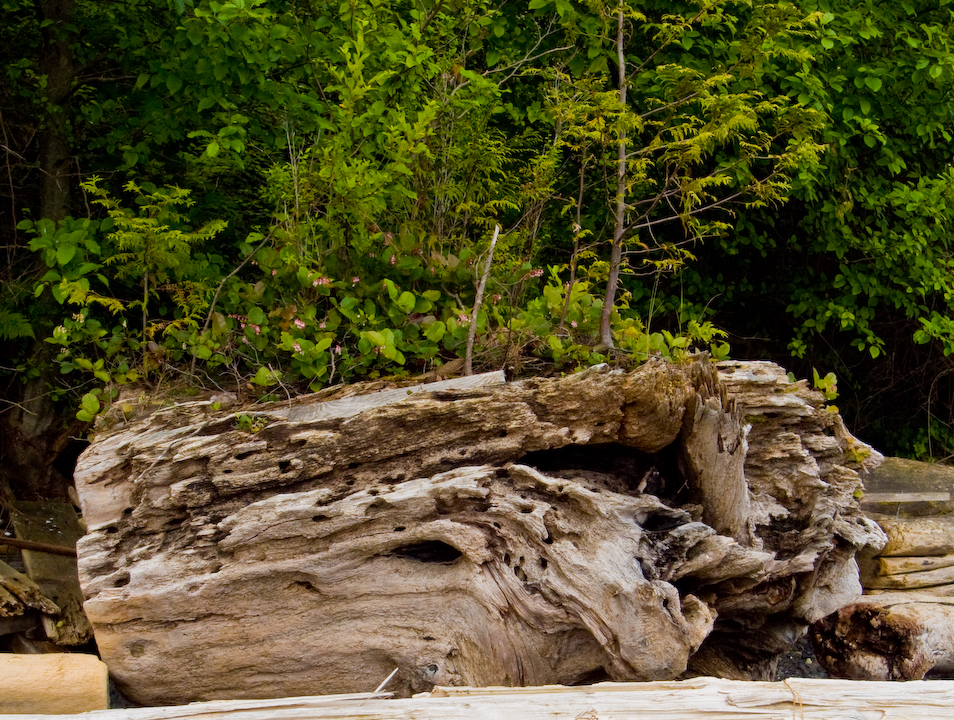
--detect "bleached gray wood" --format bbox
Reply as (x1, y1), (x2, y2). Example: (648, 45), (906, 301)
(73, 359), (885, 704)
(277, 371), (507, 423)
(3, 678), (954, 720)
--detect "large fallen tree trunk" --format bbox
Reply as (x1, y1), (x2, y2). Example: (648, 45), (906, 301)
(73, 359), (885, 705)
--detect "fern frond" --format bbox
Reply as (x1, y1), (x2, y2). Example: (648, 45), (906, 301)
(0, 310), (35, 340)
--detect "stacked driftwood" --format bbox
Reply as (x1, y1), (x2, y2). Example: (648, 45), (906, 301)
(811, 458), (954, 679)
(0, 500), (90, 649)
(0, 500), (108, 712)
(72, 358), (886, 706)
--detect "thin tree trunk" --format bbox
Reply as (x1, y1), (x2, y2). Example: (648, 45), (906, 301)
(600, 7), (627, 349)
(559, 153), (587, 331)
(36, 0), (76, 224)
(464, 224), (499, 376)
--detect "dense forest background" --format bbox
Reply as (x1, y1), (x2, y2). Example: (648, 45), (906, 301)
(3, 0), (954, 499)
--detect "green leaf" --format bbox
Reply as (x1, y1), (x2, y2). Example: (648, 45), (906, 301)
(397, 291), (416, 314)
(864, 77), (882, 92)
(424, 321), (445, 342)
(56, 244), (77, 266)
(252, 366), (282, 386)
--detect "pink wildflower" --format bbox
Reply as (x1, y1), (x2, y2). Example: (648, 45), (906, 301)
(294, 319), (305, 330)
(528, 268), (544, 278)
(390, 255), (396, 265)
(271, 269), (277, 276)
(293, 342), (302, 353)
(571, 320), (578, 328)
(318, 321), (326, 329)
(334, 345), (342, 355)
(352, 276), (360, 284)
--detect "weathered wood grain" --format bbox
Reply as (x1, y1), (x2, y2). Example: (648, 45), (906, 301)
(4, 678), (954, 720)
(73, 359), (885, 705)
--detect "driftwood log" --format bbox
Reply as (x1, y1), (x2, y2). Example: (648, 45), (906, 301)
(4, 678), (954, 720)
(73, 359), (885, 705)
(860, 456), (954, 516)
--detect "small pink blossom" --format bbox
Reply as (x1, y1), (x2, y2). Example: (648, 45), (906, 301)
(334, 345), (342, 355)
(271, 269), (277, 276)
(242, 337), (249, 345)
(528, 268), (544, 279)
(389, 255), (396, 265)
(571, 320), (578, 328)
(250, 324), (261, 335)
(492, 294), (501, 302)
(293, 342), (302, 353)
(352, 276), (360, 284)
(312, 276), (330, 287)
(294, 319), (306, 330)
(318, 321), (326, 329)
(458, 313), (470, 324)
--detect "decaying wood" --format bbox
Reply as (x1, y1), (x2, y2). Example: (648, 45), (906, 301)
(10, 501), (92, 645)
(811, 592), (954, 680)
(5, 678), (954, 720)
(0, 561), (59, 618)
(73, 359), (885, 705)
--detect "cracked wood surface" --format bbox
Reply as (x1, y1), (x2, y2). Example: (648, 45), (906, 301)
(73, 359), (885, 705)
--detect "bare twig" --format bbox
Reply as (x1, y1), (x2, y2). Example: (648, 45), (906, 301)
(464, 224), (500, 376)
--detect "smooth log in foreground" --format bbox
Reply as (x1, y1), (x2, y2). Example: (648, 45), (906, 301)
(73, 359), (886, 704)
(0, 653), (108, 714)
(3, 678), (954, 720)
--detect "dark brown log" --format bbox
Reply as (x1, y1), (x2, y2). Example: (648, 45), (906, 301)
(0, 538), (77, 557)
(861, 457), (954, 516)
(73, 359), (885, 705)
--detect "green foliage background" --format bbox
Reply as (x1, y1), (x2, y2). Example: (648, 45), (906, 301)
(2, 0), (954, 460)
